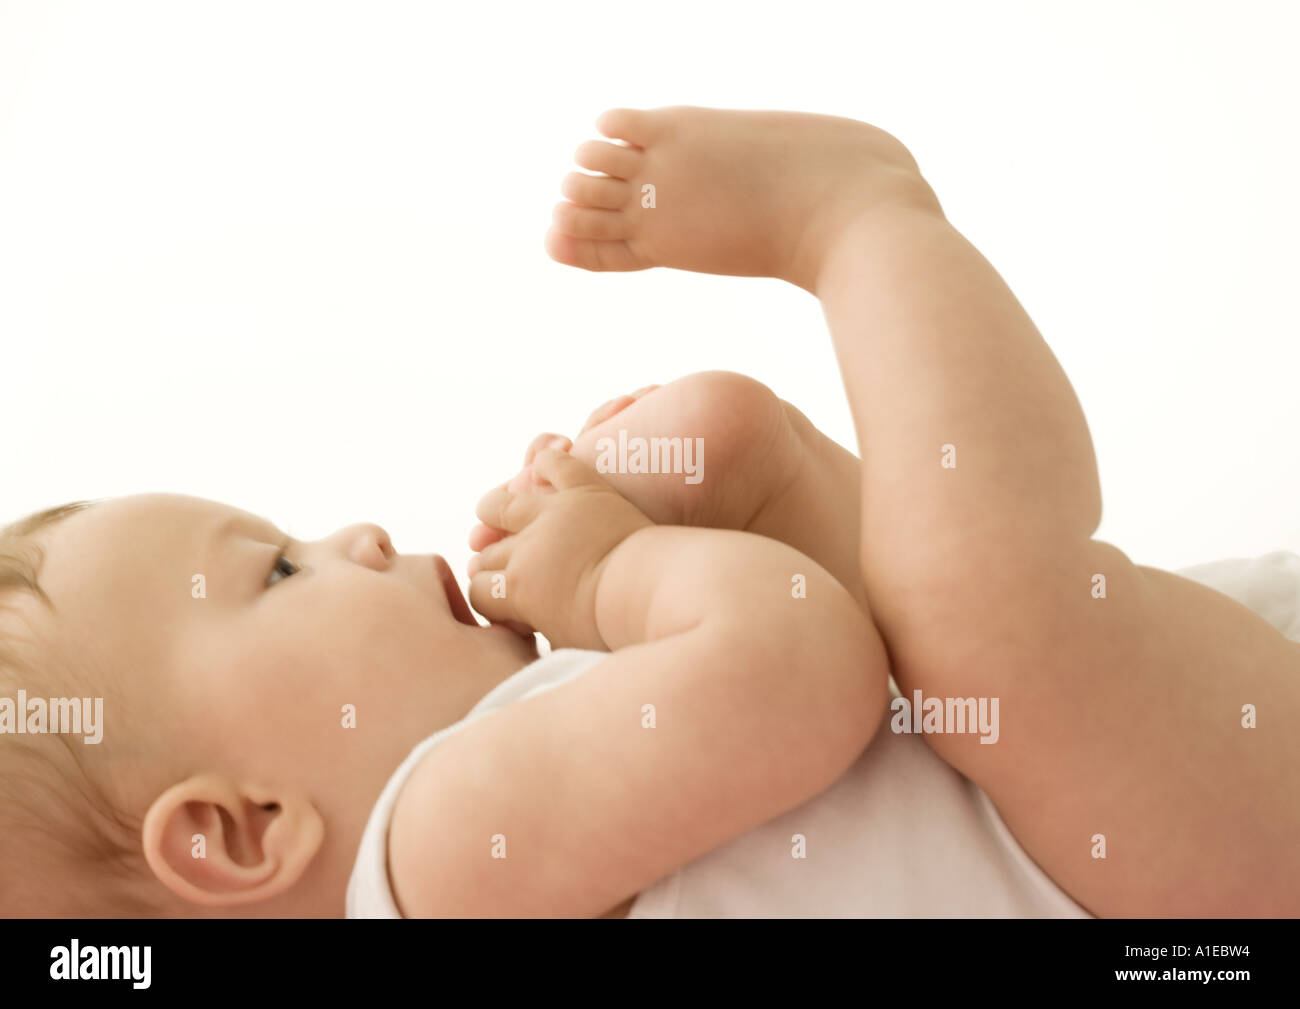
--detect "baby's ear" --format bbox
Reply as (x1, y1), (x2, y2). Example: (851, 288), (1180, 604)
(141, 774), (323, 907)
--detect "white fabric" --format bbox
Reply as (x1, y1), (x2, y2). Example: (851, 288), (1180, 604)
(347, 551), (1300, 918)
(1172, 550), (1300, 640)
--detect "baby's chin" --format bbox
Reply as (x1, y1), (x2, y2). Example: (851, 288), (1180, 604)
(480, 620), (541, 661)
(499, 621), (535, 663)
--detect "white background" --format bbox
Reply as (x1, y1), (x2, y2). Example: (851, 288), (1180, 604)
(2, 0), (1297, 581)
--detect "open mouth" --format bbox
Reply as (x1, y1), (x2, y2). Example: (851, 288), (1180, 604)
(433, 555), (480, 627)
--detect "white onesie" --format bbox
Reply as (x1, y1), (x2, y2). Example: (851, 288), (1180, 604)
(346, 550), (1300, 918)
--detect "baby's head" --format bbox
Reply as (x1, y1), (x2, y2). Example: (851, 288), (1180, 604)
(0, 493), (536, 916)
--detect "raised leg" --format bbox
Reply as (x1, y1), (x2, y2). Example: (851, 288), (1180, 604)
(549, 104), (1300, 916)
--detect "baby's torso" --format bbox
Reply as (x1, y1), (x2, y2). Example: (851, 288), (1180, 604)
(351, 551), (1300, 917)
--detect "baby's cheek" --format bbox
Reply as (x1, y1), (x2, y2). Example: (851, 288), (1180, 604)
(336, 585), (437, 669)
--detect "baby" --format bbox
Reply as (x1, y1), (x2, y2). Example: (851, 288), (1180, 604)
(3, 106), (1297, 918)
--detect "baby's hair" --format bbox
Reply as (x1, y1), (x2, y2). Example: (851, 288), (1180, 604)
(1, 500), (164, 916)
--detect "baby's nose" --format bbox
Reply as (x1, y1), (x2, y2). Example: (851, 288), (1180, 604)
(347, 523), (395, 568)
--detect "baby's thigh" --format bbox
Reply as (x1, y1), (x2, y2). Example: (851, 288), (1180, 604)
(903, 543), (1300, 917)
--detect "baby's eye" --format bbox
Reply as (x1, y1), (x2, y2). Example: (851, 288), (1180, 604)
(267, 554), (300, 587)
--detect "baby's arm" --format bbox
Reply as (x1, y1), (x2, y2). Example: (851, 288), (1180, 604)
(389, 449), (889, 917)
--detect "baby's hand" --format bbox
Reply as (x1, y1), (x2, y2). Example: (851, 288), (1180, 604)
(467, 445), (654, 650)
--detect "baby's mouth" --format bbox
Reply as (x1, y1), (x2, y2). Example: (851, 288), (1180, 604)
(433, 555), (480, 627)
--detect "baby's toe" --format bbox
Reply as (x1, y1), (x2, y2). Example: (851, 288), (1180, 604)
(551, 202), (627, 241)
(573, 139), (642, 181)
(594, 107), (661, 148)
(544, 226), (643, 272)
(560, 171), (629, 210)
(524, 432), (572, 465)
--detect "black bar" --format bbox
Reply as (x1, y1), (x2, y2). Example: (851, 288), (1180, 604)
(0, 917), (1284, 996)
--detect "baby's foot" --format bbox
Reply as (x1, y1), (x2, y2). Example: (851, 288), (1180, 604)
(469, 372), (870, 613)
(546, 105), (939, 291)
(569, 372), (801, 532)
(561, 371), (869, 612)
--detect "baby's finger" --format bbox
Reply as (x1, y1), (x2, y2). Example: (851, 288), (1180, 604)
(523, 432), (572, 467)
(467, 569), (523, 625)
(468, 522), (507, 552)
(531, 447), (602, 491)
(467, 535), (513, 578)
(474, 483), (546, 533)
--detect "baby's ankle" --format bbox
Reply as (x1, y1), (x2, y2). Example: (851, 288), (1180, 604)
(790, 175), (945, 294)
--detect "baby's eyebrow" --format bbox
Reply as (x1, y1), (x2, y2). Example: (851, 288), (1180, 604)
(208, 513), (276, 549)
(202, 512), (282, 595)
